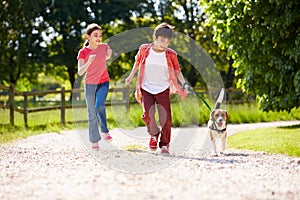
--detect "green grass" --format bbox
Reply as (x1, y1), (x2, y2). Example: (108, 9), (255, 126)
(0, 122), (72, 144)
(227, 124), (300, 157)
(226, 104), (300, 123)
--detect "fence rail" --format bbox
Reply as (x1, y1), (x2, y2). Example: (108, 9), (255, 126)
(0, 84), (131, 127)
(0, 83), (254, 127)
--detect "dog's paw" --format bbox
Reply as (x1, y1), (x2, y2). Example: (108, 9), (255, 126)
(219, 152), (226, 156)
(211, 152), (219, 157)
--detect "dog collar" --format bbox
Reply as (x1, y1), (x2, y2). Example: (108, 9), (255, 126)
(209, 126), (227, 134)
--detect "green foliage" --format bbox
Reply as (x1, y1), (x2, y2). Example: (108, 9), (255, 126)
(227, 125), (300, 157)
(0, 0), (48, 87)
(154, 0), (234, 88)
(1, 0), (236, 100)
(201, 0), (300, 112)
(0, 0), (156, 90)
(40, 0), (155, 90)
(227, 104), (300, 124)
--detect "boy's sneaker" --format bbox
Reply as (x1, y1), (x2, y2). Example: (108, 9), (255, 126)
(104, 132), (113, 141)
(149, 135), (159, 150)
(92, 143), (99, 150)
(160, 146), (170, 155)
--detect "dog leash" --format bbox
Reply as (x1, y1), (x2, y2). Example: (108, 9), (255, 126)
(182, 82), (212, 112)
(182, 83), (226, 134)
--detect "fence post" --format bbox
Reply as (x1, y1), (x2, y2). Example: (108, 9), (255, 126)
(24, 92), (28, 128)
(228, 87), (232, 103)
(9, 84), (15, 126)
(61, 87), (65, 125)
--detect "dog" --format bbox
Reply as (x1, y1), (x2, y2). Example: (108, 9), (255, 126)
(207, 88), (228, 156)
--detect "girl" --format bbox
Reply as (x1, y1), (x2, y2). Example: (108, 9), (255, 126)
(77, 23), (113, 150)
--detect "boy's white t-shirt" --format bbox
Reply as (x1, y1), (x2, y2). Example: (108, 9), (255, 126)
(141, 48), (170, 94)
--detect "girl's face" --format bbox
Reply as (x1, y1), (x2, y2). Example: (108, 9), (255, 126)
(153, 36), (170, 52)
(86, 29), (102, 48)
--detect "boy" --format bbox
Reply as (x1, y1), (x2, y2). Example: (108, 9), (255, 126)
(125, 22), (188, 154)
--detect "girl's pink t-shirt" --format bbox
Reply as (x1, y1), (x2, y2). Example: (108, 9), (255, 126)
(77, 44), (110, 84)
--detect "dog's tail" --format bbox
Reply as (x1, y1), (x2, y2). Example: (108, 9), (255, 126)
(214, 88), (225, 109)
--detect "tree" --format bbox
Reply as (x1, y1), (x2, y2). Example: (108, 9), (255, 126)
(201, 0), (300, 112)
(41, 0), (155, 91)
(39, 0), (92, 92)
(152, 0), (233, 88)
(0, 0), (47, 88)
(89, 0), (156, 84)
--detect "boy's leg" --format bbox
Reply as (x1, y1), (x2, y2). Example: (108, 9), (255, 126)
(156, 89), (171, 148)
(141, 89), (160, 136)
(85, 84), (101, 143)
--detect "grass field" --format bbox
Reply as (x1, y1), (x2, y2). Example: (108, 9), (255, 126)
(227, 124), (300, 157)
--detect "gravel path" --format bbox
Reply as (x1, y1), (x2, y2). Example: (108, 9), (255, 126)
(0, 121), (299, 200)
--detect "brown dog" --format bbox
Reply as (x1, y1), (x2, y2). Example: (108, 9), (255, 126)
(207, 88), (228, 156)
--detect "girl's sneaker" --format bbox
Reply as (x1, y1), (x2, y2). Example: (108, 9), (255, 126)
(104, 132), (113, 141)
(92, 143), (99, 150)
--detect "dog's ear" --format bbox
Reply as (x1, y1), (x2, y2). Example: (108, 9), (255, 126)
(224, 110), (228, 122)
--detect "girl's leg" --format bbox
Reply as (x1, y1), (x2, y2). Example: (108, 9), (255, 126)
(95, 82), (109, 133)
(141, 89), (160, 136)
(156, 89), (171, 148)
(85, 84), (101, 143)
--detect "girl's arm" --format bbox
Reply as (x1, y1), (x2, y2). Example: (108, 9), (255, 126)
(77, 54), (96, 76)
(125, 61), (139, 85)
(106, 48), (112, 60)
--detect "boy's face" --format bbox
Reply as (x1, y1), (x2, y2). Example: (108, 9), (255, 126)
(153, 36), (170, 52)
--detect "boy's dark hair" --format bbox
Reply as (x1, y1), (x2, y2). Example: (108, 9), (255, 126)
(153, 22), (174, 39)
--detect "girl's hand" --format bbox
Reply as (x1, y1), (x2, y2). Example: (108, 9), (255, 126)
(106, 48), (112, 60)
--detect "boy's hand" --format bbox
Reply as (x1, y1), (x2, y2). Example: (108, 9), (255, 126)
(184, 86), (189, 94)
(182, 82), (190, 93)
(125, 76), (132, 86)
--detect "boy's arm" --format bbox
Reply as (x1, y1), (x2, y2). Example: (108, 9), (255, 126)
(172, 52), (189, 92)
(125, 44), (144, 85)
(125, 61), (139, 85)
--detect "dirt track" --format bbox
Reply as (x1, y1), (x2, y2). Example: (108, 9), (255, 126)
(0, 121), (299, 200)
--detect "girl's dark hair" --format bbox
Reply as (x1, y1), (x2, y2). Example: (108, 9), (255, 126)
(153, 22), (174, 39)
(83, 23), (102, 47)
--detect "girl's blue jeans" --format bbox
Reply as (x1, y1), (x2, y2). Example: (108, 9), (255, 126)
(84, 82), (109, 143)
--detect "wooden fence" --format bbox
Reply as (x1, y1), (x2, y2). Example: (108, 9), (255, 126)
(0, 84), (254, 127)
(0, 84), (131, 127)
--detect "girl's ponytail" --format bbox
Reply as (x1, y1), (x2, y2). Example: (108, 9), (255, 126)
(83, 40), (89, 48)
